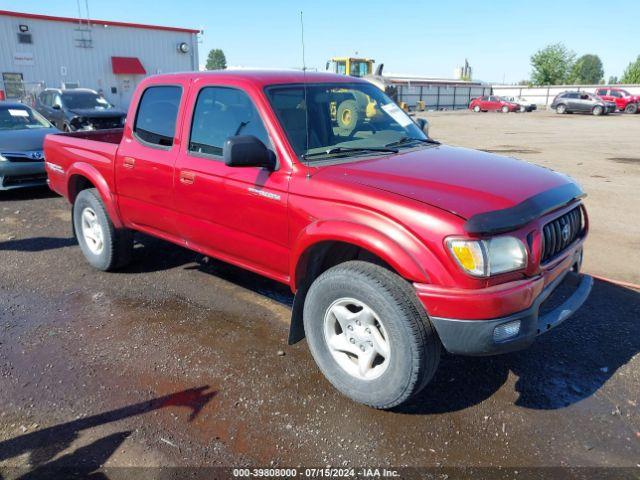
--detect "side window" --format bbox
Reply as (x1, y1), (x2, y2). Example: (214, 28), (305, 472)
(134, 86), (182, 147)
(189, 86), (271, 158)
(596, 89), (607, 96)
(610, 90), (622, 98)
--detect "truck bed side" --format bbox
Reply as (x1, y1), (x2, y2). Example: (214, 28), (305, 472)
(44, 128), (124, 226)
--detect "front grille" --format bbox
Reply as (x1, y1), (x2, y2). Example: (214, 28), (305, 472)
(541, 207), (584, 263)
(2, 153), (44, 162)
(3, 173), (47, 187)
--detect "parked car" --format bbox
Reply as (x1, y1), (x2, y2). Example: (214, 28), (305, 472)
(35, 88), (126, 132)
(595, 87), (640, 114)
(502, 96), (537, 112)
(44, 71), (591, 409)
(469, 96), (520, 113)
(551, 91), (616, 116)
(0, 101), (59, 190)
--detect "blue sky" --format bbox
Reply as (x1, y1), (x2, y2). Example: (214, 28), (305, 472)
(3, 0), (639, 82)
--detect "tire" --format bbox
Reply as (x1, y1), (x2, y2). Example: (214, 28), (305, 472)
(473, 105), (481, 112)
(519, 105), (526, 113)
(501, 105), (509, 113)
(556, 104), (567, 114)
(625, 103), (638, 114)
(73, 188), (133, 271)
(336, 99), (359, 135)
(303, 261), (440, 409)
(592, 105), (603, 116)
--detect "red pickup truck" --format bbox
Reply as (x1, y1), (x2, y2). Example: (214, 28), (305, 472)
(595, 87), (640, 114)
(44, 71), (592, 409)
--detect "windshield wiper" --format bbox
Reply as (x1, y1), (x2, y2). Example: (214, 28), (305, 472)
(302, 146), (398, 160)
(385, 136), (440, 147)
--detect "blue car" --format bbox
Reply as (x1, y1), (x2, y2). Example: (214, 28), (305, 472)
(0, 102), (59, 190)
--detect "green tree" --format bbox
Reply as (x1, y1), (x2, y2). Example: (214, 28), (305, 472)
(568, 54), (604, 84)
(206, 49), (227, 70)
(530, 43), (575, 85)
(608, 76), (618, 85)
(621, 56), (640, 84)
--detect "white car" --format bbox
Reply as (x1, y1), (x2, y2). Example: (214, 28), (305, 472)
(503, 96), (537, 112)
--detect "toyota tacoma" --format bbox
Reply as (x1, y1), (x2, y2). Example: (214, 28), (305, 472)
(44, 71), (592, 409)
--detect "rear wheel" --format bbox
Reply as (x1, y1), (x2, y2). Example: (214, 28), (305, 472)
(625, 103), (638, 114)
(303, 261), (440, 409)
(592, 105), (603, 116)
(73, 188), (133, 271)
(556, 104), (567, 114)
(501, 105), (509, 113)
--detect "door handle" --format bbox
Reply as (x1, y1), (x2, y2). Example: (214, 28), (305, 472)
(179, 171), (195, 185)
(123, 157), (135, 169)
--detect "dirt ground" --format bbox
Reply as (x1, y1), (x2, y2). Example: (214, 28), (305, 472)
(1, 109), (639, 478)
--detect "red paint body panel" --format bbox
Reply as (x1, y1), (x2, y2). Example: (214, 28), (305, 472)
(469, 96), (520, 112)
(595, 87), (640, 111)
(44, 71), (588, 322)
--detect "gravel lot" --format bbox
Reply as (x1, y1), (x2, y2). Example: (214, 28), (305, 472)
(1, 109), (639, 477)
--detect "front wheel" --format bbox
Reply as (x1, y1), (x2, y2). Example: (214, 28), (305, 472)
(592, 105), (603, 116)
(501, 105), (509, 113)
(556, 104), (567, 114)
(625, 103), (638, 114)
(73, 188), (133, 271)
(473, 105), (481, 112)
(303, 261), (440, 409)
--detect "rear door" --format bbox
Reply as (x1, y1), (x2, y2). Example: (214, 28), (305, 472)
(173, 82), (290, 280)
(114, 83), (186, 238)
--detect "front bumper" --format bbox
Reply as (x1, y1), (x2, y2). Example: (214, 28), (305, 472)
(428, 270), (592, 356)
(0, 161), (47, 190)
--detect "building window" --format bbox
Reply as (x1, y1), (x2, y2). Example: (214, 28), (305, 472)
(17, 33), (32, 44)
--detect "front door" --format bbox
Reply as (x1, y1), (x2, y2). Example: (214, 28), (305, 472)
(173, 84), (290, 280)
(115, 83), (186, 238)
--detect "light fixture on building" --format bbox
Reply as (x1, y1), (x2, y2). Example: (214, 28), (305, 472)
(177, 42), (189, 54)
(19, 24), (29, 32)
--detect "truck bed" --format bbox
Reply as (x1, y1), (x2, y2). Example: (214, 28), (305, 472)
(44, 128), (123, 200)
(57, 128), (124, 144)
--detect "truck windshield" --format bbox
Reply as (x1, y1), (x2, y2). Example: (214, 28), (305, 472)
(265, 83), (428, 161)
(61, 91), (113, 110)
(0, 105), (51, 130)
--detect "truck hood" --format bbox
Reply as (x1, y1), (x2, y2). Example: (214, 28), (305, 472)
(0, 127), (59, 153)
(68, 108), (126, 118)
(323, 145), (575, 220)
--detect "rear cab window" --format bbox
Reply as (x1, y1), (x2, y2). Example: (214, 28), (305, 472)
(133, 86), (182, 148)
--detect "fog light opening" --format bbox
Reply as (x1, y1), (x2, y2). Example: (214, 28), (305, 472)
(493, 320), (521, 342)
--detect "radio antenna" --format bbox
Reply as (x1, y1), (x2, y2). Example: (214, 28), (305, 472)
(300, 11), (311, 178)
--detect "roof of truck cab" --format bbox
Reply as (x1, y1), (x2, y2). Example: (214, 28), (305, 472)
(147, 70), (366, 86)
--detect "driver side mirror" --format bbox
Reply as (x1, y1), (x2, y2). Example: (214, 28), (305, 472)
(224, 135), (276, 170)
(415, 117), (429, 137)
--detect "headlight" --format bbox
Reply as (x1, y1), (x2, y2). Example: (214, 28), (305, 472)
(446, 236), (527, 277)
(0, 154), (7, 162)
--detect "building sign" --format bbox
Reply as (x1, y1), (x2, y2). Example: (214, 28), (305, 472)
(13, 52), (35, 66)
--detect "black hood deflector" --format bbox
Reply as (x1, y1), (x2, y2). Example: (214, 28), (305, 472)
(464, 183), (585, 235)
